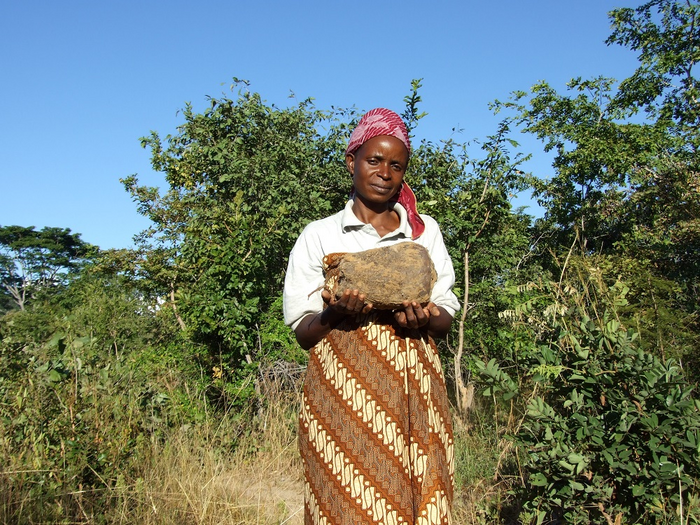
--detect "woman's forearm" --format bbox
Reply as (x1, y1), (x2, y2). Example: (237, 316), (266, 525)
(427, 306), (454, 339)
(294, 308), (344, 350)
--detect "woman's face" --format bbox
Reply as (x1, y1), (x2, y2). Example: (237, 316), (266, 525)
(346, 135), (409, 207)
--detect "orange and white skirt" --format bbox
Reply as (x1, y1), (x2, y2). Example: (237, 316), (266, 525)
(299, 312), (454, 525)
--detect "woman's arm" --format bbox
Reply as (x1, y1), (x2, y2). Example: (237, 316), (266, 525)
(296, 295), (453, 349)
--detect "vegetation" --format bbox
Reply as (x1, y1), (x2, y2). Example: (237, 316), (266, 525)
(1, 1), (699, 523)
(0, 226), (95, 312)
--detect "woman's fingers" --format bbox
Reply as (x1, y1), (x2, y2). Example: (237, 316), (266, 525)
(395, 301), (430, 328)
(328, 290), (434, 324)
(331, 289), (370, 315)
(403, 302), (418, 325)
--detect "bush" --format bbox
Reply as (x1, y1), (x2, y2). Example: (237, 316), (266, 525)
(0, 280), (182, 522)
(477, 259), (700, 524)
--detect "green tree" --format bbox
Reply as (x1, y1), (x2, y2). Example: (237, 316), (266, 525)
(608, 0), (700, 142)
(469, 2), (700, 520)
(505, 0), (699, 255)
(0, 225), (94, 311)
(504, 76), (660, 253)
(408, 117), (533, 415)
(607, 0), (700, 299)
(500, 0), (699, 379)
(123, 84), (353, 396)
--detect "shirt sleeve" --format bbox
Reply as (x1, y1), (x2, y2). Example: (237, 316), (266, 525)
(283, 224), (326, 330)
(420, 215), (461, 318)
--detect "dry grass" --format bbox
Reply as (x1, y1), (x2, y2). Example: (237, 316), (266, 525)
(103, 397), (506, 525)
(106, 394), (305, 525)
(1, 382), (507, 524)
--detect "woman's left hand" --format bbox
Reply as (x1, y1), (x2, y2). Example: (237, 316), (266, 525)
(394, 301), (441, 330)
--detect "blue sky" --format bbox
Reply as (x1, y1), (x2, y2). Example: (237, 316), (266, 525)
(1, 1), (642, 250)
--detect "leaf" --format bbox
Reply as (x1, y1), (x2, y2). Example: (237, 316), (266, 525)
(570, 480), (585, 491)
(47, 370), (63, 383)
(632, 484), (645, 497)
(529, 472), (548, 487)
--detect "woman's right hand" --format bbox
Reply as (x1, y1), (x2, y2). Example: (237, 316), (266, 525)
(294, 289), (373, 350)
(322, 288), (374, 317)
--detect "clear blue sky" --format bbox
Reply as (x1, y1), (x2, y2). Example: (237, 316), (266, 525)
(1, 1), (641, 250)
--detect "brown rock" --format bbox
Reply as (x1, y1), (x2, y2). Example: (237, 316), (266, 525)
(323, 243), (437, 309)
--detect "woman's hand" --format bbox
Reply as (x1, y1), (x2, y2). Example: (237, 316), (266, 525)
(323, 288), (374, 317)
(394, 301), (453, 339)
(394, 301), (439, 329)
(294, 288), (373, 350)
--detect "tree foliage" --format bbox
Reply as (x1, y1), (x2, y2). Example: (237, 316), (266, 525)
(500, 0), (699, 384)
(0, 225), (94, 311)
(479, 261), (700, 524)
(407, 117), (534, 413)
(470, 1), (700, 521)
(608, 0), (700, 139)
(122, 85), (356, 395)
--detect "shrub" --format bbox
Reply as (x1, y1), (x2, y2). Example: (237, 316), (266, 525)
(477, 259), (700, 524)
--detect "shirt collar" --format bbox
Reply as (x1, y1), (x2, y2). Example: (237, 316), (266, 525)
(340, 198), (412, 238)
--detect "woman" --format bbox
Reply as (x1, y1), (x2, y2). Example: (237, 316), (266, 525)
(284, 108), (460, 524)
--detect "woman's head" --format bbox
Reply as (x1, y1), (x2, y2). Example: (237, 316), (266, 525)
(345, 134), (409, 211)
(345, 108), (425, 239)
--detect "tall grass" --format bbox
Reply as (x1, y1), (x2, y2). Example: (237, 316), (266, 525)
(0, 293), (538, 524)
(105, 393), (305, 525)
(1, 351), (508, 524)
(0, 373), (305, 525)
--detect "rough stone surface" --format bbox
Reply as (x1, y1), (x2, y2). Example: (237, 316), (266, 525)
(323, 243), (437, 309)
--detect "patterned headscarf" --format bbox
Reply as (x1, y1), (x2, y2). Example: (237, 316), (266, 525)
(346, 108), (425, 239)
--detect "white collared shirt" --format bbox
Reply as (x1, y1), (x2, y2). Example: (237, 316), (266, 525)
(283, 199), (461, 330)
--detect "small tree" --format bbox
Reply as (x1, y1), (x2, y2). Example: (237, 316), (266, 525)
(499, 0), (700, 382)
(0, 225), (94, 311)
(123, 83), (354, 400)
(408, 117), (533, 416)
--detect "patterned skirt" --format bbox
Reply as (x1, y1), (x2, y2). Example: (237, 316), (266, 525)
(299, 311), (454, 525)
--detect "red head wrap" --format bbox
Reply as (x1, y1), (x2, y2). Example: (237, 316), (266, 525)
(346, 108), (425, 239)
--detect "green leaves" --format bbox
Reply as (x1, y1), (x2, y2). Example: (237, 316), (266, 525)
(0, 225), (95, 311)
(123, 85), (354, 393)
(608, 0), (700, 133)
(485, 264), (700, 523)
(476, 357), (519, 401)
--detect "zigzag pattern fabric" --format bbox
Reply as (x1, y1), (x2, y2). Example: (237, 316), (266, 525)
(299, 311), (454, 524)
